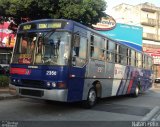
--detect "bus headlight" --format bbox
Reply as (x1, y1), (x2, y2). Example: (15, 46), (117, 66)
(13, 79), (16, 83)
(11, 78), (20, 85)
(46, 82), (51, 87)
(51, 82), (56, 87)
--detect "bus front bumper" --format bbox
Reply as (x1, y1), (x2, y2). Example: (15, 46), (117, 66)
(9, 84), (68, 102)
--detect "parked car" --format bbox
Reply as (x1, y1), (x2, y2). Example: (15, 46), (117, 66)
(155, 78), (160, 83)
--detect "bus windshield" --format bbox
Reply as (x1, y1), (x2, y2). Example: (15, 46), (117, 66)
(12, 31), (71, 65)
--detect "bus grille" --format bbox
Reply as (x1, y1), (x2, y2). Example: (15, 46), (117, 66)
(21, 79), (46, 89)
(19, 89), (44, 97)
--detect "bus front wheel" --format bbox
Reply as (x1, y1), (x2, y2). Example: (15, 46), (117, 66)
(83, 87), (97, 108)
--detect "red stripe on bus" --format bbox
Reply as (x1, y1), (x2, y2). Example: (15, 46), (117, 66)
(127, 79), (133, 94)
(10, 68), (29, 75)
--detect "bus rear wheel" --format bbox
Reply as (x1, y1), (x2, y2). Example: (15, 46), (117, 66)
(83, 87), (97, 108)
(132, 86), (139, 97)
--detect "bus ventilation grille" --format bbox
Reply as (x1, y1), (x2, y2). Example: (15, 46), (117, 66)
(21, 79), (45, 89)
(19, 89), (44, 97)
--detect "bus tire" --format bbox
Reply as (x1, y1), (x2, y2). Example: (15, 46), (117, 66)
(132, 86), (139, 97)
(83, 87), (97, 108)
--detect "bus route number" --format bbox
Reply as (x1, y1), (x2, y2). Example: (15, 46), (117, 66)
(46, 71), (57, 76)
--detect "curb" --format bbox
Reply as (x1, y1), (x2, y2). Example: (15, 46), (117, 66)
(141, 106), (160, 121)
(0, 94), (19, 100)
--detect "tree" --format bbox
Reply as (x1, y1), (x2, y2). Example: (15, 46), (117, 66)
(0, 0), (107, 27)
(58, 0), (107, 26)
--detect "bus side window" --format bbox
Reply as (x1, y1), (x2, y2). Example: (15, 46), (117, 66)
(135, 52), (139, 67)
(90, 35), (94, 57)
(99, 38), (105, 61)
(106, 40), (109, 61)
(108, 40), (115, 63)
(145, 55), (148, 69)
(72, 35), (87, 67)
(144, 55), (146, 68)
(73, 33), (80, 56)
(131, 50), (135, 66)
(142, 54), (144, 68)
(127, 48), (131, 65)
(90, 35), (94, 45)
(90, 35), (102, 60)
(138, 53), (142, 68)
(115, 44), (120, 63)
(120, 46), (127, 65)
(148, 57), (152, 69)
(147, 57), (149, 69)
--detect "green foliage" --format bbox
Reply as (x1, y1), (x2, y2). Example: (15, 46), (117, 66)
(0, 76), (9, 88)
(0, 0), (107, 26)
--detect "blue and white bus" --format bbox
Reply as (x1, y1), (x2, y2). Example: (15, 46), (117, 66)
(9, 19), (153, 108)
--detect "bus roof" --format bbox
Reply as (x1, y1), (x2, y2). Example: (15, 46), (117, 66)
(19, 19), (151, 58)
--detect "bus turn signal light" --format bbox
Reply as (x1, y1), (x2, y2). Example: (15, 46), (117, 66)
(57, 82), (66, 89)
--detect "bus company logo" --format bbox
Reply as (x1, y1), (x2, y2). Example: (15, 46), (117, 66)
(92, 15), (116, 31)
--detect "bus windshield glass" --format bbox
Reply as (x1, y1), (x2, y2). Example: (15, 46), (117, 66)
(12, 31), (71, 65)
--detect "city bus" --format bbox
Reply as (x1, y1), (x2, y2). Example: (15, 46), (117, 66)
(9, 19), (153, 108)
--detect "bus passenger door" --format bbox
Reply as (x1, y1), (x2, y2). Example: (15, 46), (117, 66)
(68, 34), (88, 101)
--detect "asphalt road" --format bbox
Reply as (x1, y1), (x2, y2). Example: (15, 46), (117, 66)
(0, 87), (160, 127)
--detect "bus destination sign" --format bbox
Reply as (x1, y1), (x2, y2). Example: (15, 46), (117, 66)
(21, 22), (64, 31)
(23, 25), (32, 30)
(38, 23), (62, 29)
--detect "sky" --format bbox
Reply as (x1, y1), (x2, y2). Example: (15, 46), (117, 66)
(105, 0), (160, 14)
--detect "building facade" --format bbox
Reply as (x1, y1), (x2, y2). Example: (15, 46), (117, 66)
(0, 21), (15, 66)
(110, 2), (160, 78)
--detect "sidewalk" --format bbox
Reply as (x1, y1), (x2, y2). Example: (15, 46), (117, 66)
(0, 87), (19, 100)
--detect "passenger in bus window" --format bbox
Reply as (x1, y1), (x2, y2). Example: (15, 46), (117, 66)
(30, 39), (35, 54)
(35, 37), (43, 63)
(38, 38), (43, 53)
(106, 52), (110, 61)
(21, 38), (28, 54)
(99, 50), (105, 60)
